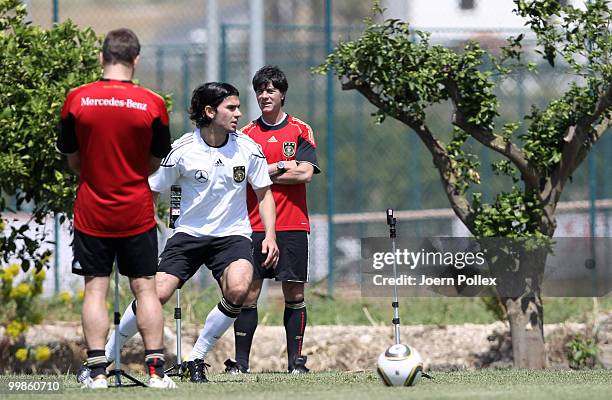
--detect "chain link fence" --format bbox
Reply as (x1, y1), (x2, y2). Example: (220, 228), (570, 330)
(24, 0), (612, 293)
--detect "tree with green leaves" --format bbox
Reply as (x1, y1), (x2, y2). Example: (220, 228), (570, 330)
(317, 0), (611, 368)
(0, 0), (100, 363)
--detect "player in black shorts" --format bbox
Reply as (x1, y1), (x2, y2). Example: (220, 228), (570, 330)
(98, 82), (279, 384)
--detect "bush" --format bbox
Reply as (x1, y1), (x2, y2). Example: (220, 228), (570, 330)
(566, 334), (598, 369)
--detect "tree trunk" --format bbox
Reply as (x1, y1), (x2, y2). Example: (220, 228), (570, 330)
(505, 294), (546, 368)
(490, 241), (548, 369)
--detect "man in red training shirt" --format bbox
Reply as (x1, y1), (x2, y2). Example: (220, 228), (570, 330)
(56, 28), (174, 389)
(226, 66), (320, 374)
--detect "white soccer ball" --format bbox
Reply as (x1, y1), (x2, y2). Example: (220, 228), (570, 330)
(376, 343), (423, 387)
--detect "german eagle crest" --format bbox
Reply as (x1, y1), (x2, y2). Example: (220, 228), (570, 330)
(283, 141), (296, 157)
(233, 166), (246, 183)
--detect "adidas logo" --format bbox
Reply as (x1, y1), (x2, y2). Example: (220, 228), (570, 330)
(214, 159), (224, 167)
(267, 136), (278, 143)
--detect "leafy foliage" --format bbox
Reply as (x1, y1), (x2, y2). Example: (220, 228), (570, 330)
(0, 264), (45, 332)
(0, 262), (48, 366)
(317, 0), (612, 239)
(0, 0), (101, 217)
(566, 334), (598, 369)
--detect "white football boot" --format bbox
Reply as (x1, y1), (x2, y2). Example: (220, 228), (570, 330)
(147, 374), (177, 389)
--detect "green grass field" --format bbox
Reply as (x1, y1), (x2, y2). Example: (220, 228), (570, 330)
(1, 370), (611, 400)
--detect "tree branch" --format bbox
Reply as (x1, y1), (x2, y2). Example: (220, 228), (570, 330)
(545, 81), (612, 211)
(444, 79), (540, 190)
(341, 77), (477, 230)
(573, 115), (611, 174)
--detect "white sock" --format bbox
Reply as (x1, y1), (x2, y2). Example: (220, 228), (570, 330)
(105, 300), (139, 362)
(188, 300), (240, 361)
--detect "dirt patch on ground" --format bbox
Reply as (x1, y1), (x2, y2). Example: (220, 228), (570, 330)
(1, 313), (610, 374)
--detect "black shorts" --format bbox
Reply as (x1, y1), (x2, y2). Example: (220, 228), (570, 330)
(158, 233), (253, 286)
(253, 231), (309, 282)
(72, 227), (158, 278)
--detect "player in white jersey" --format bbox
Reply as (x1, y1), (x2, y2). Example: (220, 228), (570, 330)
(100, 82), (279, 383)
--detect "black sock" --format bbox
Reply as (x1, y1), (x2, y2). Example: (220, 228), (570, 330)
(86, 349), (108, 378)
(284, 300), (307, 370)
(234, 305), (258, 368)
(145, 349), (166, 378)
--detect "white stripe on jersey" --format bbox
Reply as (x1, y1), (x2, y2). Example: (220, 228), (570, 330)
(149, 129), (272, 238)
(161, 134), (194, 167)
